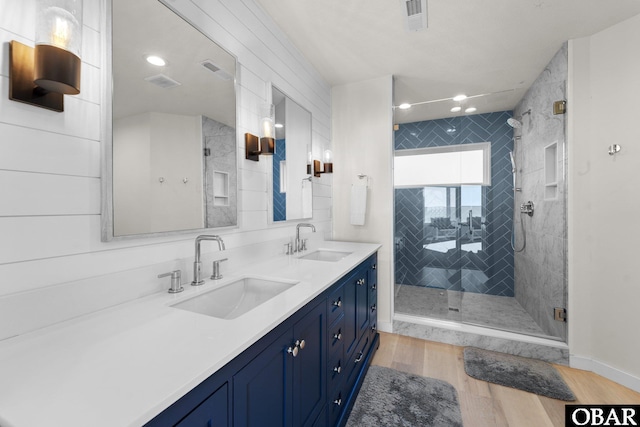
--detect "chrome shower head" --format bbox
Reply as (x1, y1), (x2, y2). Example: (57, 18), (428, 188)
(507, 118), (522, 128)
(507, 109), (531, 128)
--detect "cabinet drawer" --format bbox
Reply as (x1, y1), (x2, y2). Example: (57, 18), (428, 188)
(327, 350), (344, 394)
(327, 315), (345, 355)
(327, 284), (345, 325)
(345, 334), (369, 394)
(327, 389), (344, 427)
(176, 383), (228, 427)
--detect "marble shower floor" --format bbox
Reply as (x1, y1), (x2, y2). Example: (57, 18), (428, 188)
(394, 284), (549, 337)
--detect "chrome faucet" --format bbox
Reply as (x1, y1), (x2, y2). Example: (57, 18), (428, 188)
(295, 223), (316, 252)
(191, 235), (225, 286)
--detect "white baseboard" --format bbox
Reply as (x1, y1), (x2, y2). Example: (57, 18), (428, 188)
(571, 355), (640, 393)
(377, 320), (393, 333)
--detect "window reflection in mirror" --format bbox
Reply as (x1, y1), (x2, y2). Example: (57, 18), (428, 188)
(107, 0), (237, 238)
(271, 86), (313, 222)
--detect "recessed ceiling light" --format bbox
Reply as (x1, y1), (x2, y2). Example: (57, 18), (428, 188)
(453, 94), (467, 102)
(465, 107), (477, 113)
(275, 123), (284, 128)
(146, 55), (166, 67)
(451, 106), (462, 113)
(398, 103), (412, 110)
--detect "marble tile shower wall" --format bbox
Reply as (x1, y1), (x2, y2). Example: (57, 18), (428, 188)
(394, 111), (515, 296)
(203, 116), (238, 228)
(513, 43), (568, 341)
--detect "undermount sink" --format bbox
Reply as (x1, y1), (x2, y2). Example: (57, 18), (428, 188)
(171, 277), (297, 320)
(298, 250), (352, 262)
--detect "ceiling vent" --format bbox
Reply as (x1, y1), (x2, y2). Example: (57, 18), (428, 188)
(144, 74), (181, 89)
(200, 60), (233, 81)
(401, 0), (428, 32)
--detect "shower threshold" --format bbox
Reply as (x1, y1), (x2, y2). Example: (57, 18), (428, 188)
(393, 313), (569, 364)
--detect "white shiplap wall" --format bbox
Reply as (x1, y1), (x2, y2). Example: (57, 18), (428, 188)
(0, 0), (332, 340)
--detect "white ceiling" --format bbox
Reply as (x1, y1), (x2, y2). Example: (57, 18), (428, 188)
(254, 0), (640, 123)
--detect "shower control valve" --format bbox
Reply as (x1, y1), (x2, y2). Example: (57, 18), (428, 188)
(520, 201), (534, 217)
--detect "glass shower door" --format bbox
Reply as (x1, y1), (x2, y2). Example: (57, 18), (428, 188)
(420, 186), (463, 321)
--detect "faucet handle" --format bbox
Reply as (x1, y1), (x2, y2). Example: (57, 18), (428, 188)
(211, 258), (228, 280)
(158, 270), (184, 294)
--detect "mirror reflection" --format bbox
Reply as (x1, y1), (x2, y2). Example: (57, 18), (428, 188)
(271, 86), (313, 222)
(108, 0), (237, 238)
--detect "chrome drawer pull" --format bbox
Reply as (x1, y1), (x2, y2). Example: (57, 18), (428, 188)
(354, 351), (364, 363)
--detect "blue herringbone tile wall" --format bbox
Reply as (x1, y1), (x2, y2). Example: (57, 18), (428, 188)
(394, 111), (515, 296)
(273, 139), (286, 222)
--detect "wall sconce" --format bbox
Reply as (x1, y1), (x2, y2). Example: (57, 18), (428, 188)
(9, 0), (83, 112)
(312, 150), (334, 177)
(306, 148), (313, 175)
(246, 104), (276, 161)
(323, 149), (333, 173)
(259, 104), (275, 155)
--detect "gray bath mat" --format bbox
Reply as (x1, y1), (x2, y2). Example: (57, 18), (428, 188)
(463, 347), (575, 401)
(346, 365), (463, 427)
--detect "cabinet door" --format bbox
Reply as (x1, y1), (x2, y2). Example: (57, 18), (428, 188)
(233, 329), (294, 427)
(292, 301), (326, 427)
(342, 268), (364, 360)
(176, 383), (228, 427)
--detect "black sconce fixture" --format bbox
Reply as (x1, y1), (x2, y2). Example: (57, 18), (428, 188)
(9, 0), (83, 112)
(245, 104), (276, 161)
(312, 149), (334, 177)
(245, 133), (261, 161)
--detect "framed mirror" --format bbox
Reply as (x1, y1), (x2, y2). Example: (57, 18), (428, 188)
(270, 86), (313, 222)
(102, 0), (238, 240)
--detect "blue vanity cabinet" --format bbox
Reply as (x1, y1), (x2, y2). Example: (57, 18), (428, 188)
(233, 299), (326, 427)
(144, 252), (379, 427)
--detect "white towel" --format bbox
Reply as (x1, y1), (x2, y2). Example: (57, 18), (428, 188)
(301, 179), (312, 218)
(350, 182), (368, 225)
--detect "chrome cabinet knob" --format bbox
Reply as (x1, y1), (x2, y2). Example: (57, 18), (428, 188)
(333, 397), (342, 406)
(371, 283), (377, 291)
(371, 324), (377, 332)
(297, 339), (305, 350)
(287, 345), (299, 357)
(333, 364), (341, 374)
(371, 304), (377, 312)
(356, 278), (365, 286)
(333, 331), (342, 341)
(372, 264), (377, 270)
(332, 298), (342, 307)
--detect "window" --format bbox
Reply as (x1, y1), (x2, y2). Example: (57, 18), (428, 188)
(394, 142), (491, 188)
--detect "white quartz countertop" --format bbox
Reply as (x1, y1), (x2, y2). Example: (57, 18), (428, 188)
(0, 241), (380, 427)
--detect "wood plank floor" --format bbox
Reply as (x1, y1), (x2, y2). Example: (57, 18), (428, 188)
(371, 332), (640, 427)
